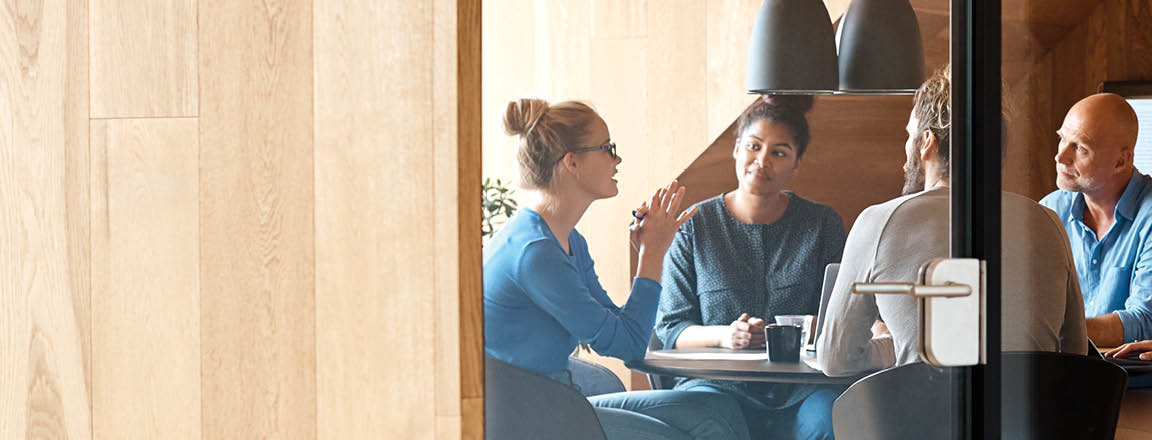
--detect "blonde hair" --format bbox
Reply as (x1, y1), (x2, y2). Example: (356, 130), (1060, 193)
(503, 98), (600, 189)
(912, 66), (952, 179)
(911, 65), (1010, 176)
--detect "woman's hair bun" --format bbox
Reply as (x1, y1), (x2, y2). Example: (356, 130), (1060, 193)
(504, 98), (550, 137)
(759, 94), (814, 114)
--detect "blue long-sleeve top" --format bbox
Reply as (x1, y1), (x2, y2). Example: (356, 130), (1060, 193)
(1041, 171), (1152, 343)
(484, 208), (661, 375)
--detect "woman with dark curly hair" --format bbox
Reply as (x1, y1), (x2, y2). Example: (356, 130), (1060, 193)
(656, 97), (847, 439)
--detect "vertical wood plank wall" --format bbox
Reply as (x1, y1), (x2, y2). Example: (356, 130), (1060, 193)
(1, 0), (92, 438)
(199, 0), (316, 437)
(91, 119), (200, 439)
(2, 0), (482, 438)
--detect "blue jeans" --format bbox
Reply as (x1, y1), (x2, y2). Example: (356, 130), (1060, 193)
(590, 389), (752, 440)
(734, 387), (840, 440)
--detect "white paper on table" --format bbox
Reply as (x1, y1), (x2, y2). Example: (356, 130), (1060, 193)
(646, 350), (769, 361)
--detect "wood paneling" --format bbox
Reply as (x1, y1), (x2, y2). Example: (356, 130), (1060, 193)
(1126, 0), (1152, 79)
(314, 0), (436, 437)
(90, 0), (197, 117)
(480, 0), (535, 188)
(4, 0), (485, 437)
(646, 0), (708, 185)
(434, 0), (484, 435)
(706, 0), (760, 140)
(592, 0), (646, 39)
(456, 3), (486, 436)
(0, 0), (92, 437)
(536, 0), (592, 99)
(198, 0), (316, 437)
(91, 119), (200, 440)
(65, 0), (93, 407)
(1106, 0), (1130, 80)
(434, 0), (464, 430)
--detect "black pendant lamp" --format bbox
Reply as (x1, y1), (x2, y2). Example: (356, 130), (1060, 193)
(835, 0), (926, 94)
(745, 0), (839, 94)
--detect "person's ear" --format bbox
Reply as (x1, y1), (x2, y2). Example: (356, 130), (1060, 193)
(733, 142), (740, 159)
(793, 156), (803, 171)
(920, 130), (937, 163)
(1117, 147), (1134, 171)
(558, 152), (578, 174)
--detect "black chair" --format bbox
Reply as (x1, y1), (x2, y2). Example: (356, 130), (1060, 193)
(485, 355), (607, 440)
(832, 352), (1128, 440)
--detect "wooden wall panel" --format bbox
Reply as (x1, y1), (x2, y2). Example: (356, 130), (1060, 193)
(536, 0), (592, 99)
(90, 119), (200, 440)
(314, 1), (436, 437)
(0, 0), (92, 437)
(65, 0), (93, 409)
(1085, 7), (1110, 93)
(706, 0), (760, 140)
(646, 0), (708, 186)
(480, 0), (535, 188)
(198, 0), (316, 437)
(434, 0), (464, 432)
(1125, 0), (1152, 79)
(454, 1), (485, 437)
(1052, 24), (1086, 134)
(434, 0), (484, 436)
(90, 0), (197, 118)
(592, 0), (646, 39)
(1106, 0), (1129, 80)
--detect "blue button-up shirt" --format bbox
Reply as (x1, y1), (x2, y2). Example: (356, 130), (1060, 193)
(1041, 171), (1152, 343)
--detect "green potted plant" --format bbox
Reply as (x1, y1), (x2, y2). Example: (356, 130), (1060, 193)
(482, 177), (519, 240)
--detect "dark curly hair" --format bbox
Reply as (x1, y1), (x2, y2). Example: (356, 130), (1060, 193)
(736, 96), (813, 160)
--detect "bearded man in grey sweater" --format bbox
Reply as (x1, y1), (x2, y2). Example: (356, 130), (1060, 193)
(815, 67), (1088, 377)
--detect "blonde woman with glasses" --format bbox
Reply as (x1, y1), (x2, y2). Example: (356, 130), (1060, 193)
(484, 98), (751, 440)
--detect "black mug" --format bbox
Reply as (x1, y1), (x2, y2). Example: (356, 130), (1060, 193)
(765, 324), (802, 363)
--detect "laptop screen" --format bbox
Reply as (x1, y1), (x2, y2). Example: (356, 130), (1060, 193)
(808, 263), (840, 349)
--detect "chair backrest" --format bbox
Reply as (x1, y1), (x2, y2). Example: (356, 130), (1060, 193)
(485, 355), (607, 440)
(832, 352), (1128, 440)
(1000, 351), (1128, 439)
(568, 356), (626, 397)
(645, 332), (678, 390)
(832, 361), (966, 440)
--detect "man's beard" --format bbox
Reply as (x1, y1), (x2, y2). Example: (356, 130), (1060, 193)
(902, 154), (926, 196)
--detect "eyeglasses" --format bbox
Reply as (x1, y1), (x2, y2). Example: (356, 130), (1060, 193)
(570, 142), (617, 160)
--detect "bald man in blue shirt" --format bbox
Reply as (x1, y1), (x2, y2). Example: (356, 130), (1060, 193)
(1040, 93), (1150, 347)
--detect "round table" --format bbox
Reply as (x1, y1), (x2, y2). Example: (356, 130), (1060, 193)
(626, 348), (870, 384)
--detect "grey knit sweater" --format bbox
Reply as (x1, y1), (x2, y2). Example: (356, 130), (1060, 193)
(656, 193), (847, 410)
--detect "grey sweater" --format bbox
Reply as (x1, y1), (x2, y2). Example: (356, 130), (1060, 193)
(656, 193), (847, 409)
(816, 187), (1088, 376)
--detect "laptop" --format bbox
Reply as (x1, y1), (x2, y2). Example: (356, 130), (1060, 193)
(805, 263), (840, 352)
(1087, 339), (1152, 387)
(1089, 338), (1152, 364)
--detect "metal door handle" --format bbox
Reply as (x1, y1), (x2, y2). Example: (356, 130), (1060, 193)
(851, 281), (971, 297)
